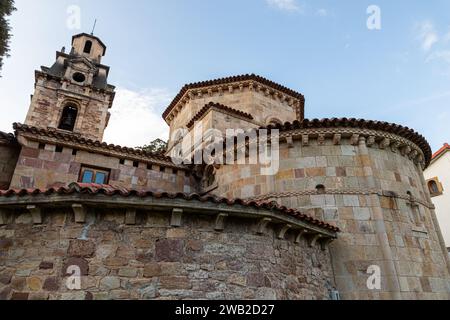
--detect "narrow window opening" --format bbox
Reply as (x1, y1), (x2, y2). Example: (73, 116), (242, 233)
(72, 149), (78, 156)
(83, 40), (93, 54)
(119, 159), (125, 165)
(55, 146), (63, 153)
(316, 184), (326, 194)
(133, 161), (139, 168)
(59, 104), (78, 132)
(38, 143), (46, 150)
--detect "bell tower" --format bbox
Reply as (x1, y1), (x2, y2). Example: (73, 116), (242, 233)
(24, 33), (116, 142)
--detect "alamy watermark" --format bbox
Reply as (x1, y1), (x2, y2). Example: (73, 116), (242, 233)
(367, 5), (381, 30)
(367, 265), (382, 290)
(170, 122), (280, 176)
(67, 5), (81, 30)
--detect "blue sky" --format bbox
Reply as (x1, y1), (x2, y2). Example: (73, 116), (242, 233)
(0, 0), (449, 151)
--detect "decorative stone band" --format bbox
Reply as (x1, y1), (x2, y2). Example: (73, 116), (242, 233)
(186, 102), (255, 129)
(0, 183), (338, 248)
(246, 189), (435, 210)
(279, 128), (427, 168)
(262, 118), (432, 168)
(13, 123), (188, 170)
(163, 74), (305, 123)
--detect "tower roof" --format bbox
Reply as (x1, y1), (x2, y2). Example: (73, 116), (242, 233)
(163, 74), (305, 121)
(72, 33), (107, 55)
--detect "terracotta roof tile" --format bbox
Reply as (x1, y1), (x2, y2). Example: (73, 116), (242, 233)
(0, 182), (339, 233)
(163, 74), (305, 120)
(13, 123), (176, 165)
(186, 102), (254, 128)
(263, 118), (432, 167)
(432, 143), (450, 161)
(0, 131), (17, 146)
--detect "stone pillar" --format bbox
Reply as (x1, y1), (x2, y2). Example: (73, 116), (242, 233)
(358, 136), (402, 300)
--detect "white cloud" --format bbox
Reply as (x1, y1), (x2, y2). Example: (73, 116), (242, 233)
(426, 50), (450, 64)
(316, 9), (328, 17)
(266, 0), (303, 13)
(417, 21), (439, 52)
(103, 87), (172, 148)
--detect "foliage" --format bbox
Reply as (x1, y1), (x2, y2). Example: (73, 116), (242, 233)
(138, 138), (168, 154)
(0, 0), (16, 76)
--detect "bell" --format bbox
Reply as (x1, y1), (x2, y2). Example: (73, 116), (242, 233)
(62, 113), (74, 127)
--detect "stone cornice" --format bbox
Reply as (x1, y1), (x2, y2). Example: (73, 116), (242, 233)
(0, 183), (339, 236)
(13, 123), (187, 171)
(246, 189), (435, 210)
(262, 118), (432, 168)
(164, 74), (305, 123)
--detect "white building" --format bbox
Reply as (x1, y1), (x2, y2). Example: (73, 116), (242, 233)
(424, 143), (450, 250)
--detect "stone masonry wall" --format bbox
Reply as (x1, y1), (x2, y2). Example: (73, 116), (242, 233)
(0, 208), (333, 300)
(25, 77), (114, 142)
(212, 133), (450, 300)
(10, 139), (195, 193)
(167, 89), (297, 150)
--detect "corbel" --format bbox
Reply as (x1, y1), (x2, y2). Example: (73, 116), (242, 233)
(318, 134), (326, 146)
(72, 204), (86, 224)
(319, 237), (335, 251)
(333, 134), (341, 145)
(379, 138), (390, 150)
(256, 218), (272, 235)
(308, 233), (322, 248)
(409, 149), (418, 161)
(295, 229), (309, 244)
(391, 141), (402, 153)
(214, 213), (228, 231)
(171, 208), (183, 227)
(302, 134), (309, 147)
(27, 205), (42, 225)
(125, 208), (137, 225)
(350, 134), (360, 146)
(401, 145), (412, 157)
(286, 136), (294, 149)
(228, 86), (234, 94)
(277, 224), (292, 240)
(366, 136), (376, 147)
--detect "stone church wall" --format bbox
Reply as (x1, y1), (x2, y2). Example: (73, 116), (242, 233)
(10, 140), (194, 193)
(0, 208), (333, 300)
(213, 133), (450, 300)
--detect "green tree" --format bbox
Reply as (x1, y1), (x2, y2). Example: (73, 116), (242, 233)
(138, 138), (168, 154)
(0, 0), (16, 76)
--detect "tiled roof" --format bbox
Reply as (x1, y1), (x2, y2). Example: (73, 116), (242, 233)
(186, 102), (254, 128)
(0, 182), (339, 233)
(263, 118), (432, 166)
(0, 131), (17, 146)
(72, 33), (107, 53)
(163, 74), (305, 120)
(432, 143), (450, 161)
(13, 123), (178, 166)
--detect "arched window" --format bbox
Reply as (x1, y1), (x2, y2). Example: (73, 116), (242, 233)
(58, 103), (78, 132)
(428, 180), (440, 195)
(83, 40), (93, 54)
(316, 184), (326, 194)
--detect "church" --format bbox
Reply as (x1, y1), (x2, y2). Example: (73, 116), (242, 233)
(0, 33), (449, 300)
